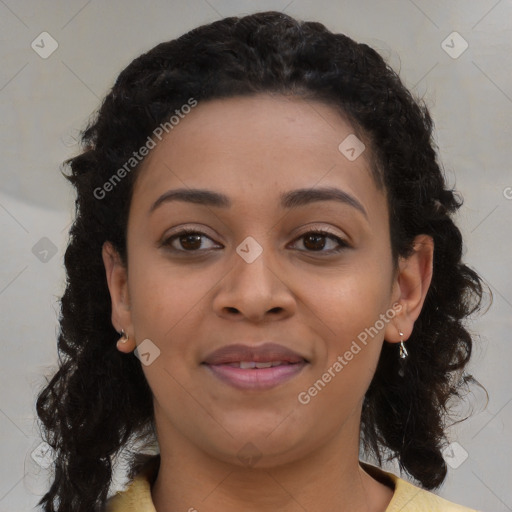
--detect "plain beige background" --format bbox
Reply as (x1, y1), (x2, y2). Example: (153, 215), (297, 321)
(0, 1), (511, 510)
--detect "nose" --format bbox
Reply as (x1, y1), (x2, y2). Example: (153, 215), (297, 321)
(212, 242), (296, 323)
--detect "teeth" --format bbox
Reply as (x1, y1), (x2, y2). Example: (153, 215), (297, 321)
(238, 361), (283, 369)
(255, 361), (276, 369)
(239, 361), (256, 369)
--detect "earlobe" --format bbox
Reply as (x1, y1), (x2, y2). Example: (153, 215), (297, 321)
(101, 241), (132, 334)
(116, 329), (136, 353)
(385, 234), (434, 343)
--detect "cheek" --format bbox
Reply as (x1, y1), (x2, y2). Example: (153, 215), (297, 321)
(306, 263), (392, 393)
(310, 263), (392, 341)
(297, 284), (387, 426)
(127, 251), (205, 337)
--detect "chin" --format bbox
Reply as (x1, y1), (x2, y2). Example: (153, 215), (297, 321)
(198, 421), (313, 469)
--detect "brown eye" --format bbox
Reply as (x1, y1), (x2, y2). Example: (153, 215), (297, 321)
(291, 230), (349, 254)
(177, 233), (203, 251)
(163, 230), (219, 252)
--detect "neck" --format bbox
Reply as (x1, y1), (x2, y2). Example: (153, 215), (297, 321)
(150, 412), (393, 512)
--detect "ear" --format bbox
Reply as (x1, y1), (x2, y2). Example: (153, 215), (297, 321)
(102, 241), (133, 339)
(384, 234), (434, 343)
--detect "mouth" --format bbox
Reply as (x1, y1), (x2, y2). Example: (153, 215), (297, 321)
(201, 343), (309, 390)
(222, 360), (295, 368)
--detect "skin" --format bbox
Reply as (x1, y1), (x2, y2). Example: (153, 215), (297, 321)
(102, 93), (433, 512)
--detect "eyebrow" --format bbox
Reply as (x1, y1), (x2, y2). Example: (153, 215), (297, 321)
(149, 186), (368, 218)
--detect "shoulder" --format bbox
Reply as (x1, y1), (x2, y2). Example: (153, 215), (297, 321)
(104, 456), (159, 512)
(361, 462), (480, 512)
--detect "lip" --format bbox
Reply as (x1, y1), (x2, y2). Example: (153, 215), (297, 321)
(202, 343), (309, 390)
(202, 342), (308, 365)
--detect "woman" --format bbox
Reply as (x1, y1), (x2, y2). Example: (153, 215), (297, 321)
(36, 11), (485, 512)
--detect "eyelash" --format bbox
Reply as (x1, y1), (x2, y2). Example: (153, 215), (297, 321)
(161, 228), (349, 255)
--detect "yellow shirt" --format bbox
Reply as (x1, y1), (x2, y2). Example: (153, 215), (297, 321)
(105, 456), (479, 512)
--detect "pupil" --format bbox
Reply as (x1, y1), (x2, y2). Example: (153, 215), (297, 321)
(305, 234), (325, 250)
(182, 234), (201, 250)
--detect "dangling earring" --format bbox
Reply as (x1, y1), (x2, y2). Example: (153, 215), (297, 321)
(398, 330), (407, 377)
(399, 331), (408, 359)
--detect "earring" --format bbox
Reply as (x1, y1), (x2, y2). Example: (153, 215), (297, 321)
(116, 329), (131, 352)
(399, 331), (408, 359)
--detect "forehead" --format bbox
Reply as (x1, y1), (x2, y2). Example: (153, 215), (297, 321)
(131, 94), (385, 221)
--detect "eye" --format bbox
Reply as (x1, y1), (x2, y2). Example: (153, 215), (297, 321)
(162, 229), (220, 252)
(290, 229), (349, 254)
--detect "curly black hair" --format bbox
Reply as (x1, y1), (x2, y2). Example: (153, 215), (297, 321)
(35, 10), (487, 511)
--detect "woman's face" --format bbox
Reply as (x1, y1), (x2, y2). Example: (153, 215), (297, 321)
(104, 93), (432, 467)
